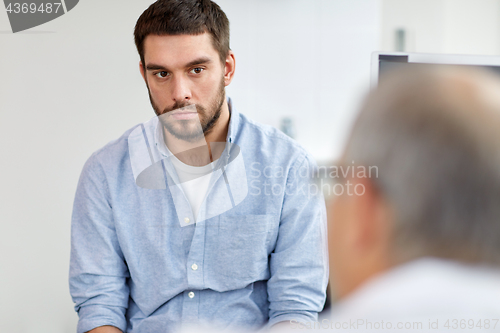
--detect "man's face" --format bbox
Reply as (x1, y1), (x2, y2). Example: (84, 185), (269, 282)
(140, 33), (227, 142)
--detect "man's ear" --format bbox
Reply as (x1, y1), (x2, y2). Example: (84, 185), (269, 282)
(349, 177), (391, 253)
(139, 61), (146, 82)
(224, 51), (236, 86)
(329, 176), (393, 299)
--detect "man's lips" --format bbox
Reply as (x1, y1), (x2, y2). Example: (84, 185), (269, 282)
(166, 105), (198, 120)
(169, 111), (198, 120)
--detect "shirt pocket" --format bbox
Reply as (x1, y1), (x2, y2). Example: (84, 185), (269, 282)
(213, 214), (275, 281)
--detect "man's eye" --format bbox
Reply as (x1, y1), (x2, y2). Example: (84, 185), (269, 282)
(155, 71), (169, 78)
(190, 68), (204, 74)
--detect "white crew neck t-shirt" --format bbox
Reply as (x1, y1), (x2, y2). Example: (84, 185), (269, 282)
(169, 154), (218, 220)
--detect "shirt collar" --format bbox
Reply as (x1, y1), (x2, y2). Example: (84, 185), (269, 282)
(154, 120), (171, 157)
(226, 97), (239, 144)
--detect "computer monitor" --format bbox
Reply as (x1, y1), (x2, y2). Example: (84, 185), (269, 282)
(371, 52), (500, 88)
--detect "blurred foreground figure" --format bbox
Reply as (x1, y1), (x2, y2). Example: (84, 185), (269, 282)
(325, 67), (500, 332)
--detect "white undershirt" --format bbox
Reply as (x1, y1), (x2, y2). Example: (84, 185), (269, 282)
(170, 154), (217, 220)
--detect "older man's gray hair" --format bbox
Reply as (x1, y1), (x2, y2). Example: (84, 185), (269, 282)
(343, 66), (500, 265)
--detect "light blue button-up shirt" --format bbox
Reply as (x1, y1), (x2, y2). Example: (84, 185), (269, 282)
(69, 100), (328, 333)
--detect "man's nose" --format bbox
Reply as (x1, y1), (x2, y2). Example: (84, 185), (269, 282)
(171, 75), (192, 102)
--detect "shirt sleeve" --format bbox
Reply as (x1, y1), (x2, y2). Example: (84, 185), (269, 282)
(69, 154), (130, 333)
(267, 153), (329, 327)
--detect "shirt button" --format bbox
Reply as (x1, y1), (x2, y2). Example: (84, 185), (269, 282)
(191, 263), (198, 271)
(184, 217), (190, 224)
(188, 291), (195, 298)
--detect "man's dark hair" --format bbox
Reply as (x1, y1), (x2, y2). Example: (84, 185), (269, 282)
(134, 0), (230, 66)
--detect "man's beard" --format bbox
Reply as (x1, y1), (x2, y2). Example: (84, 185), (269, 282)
(148, 77), (225, 143)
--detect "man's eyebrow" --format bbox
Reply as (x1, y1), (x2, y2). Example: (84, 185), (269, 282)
(145, 57), (213, 71)
(146, 64), (168, 71)
(185, 57), (212, 68)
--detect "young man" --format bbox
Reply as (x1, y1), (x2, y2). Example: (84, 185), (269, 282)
(69, 1), (328, 332)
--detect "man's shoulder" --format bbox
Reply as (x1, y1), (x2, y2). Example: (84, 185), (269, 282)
(83, 124), (141, 171)
(332, 258), (500, 321)
(237, 113), (314, 167)
(238, 113), (299, 145)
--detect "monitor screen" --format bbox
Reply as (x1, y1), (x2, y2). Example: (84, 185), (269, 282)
(371, 52), (500, 88)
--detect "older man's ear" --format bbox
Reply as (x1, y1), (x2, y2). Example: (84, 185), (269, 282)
(352, 178), (393, 256)
(328, 177), (393, 300)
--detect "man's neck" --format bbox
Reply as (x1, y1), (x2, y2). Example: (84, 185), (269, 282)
(164, 99), (231, 166)
(206, 99), (230, 143)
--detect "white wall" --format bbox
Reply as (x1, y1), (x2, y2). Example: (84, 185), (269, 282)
(442, 0), (500, 55)
(381, 0), (500, 55)
(0, 1), (379, 332)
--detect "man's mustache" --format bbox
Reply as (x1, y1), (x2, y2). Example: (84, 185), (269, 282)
(160, 102), (200, 115)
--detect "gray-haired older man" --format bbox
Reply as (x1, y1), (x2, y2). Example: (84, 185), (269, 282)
(322, 67), (500, 332)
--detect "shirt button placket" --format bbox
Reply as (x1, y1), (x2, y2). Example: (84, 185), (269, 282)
(182, 290), (199, 324)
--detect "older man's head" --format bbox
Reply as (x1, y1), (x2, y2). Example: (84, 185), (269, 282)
(329, 66), (500, 299)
